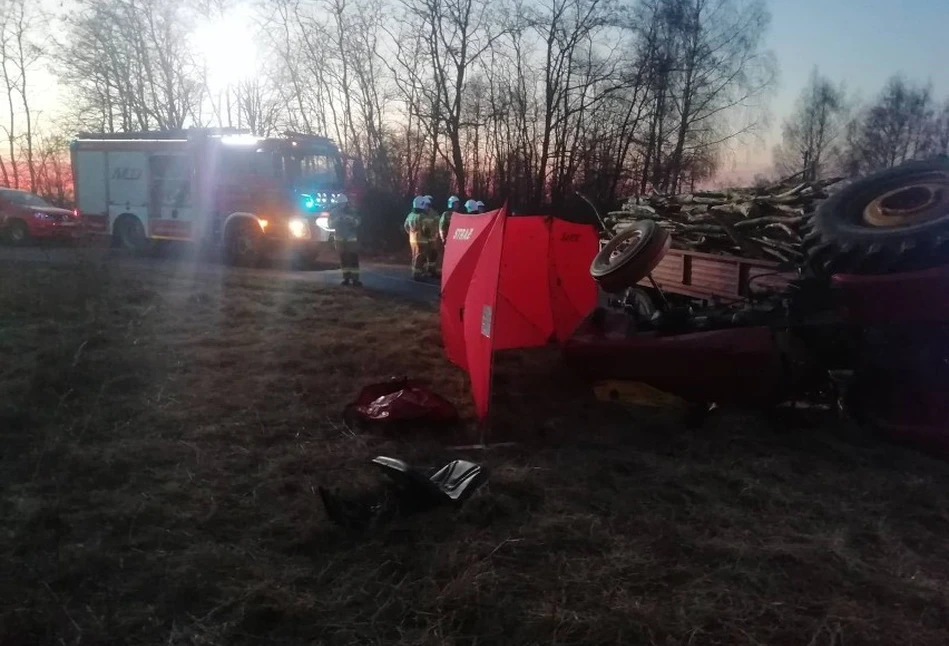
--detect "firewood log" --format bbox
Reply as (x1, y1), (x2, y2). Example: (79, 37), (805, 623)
(605, 176), (845, 261)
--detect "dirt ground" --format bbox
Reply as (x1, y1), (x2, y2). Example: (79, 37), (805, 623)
(3, 258), (949, 646)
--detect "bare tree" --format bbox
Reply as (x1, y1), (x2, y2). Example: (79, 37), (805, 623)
(0, 6), (18, 187)
(634, 0), (775, 193)
(232, 79), (279, 136)
(56, 0), (204, 133)
(0, 0), (42, 189)
(480, 21), (538, 201)
(931, 98), (949, 156)
(773, 67), (847, 180)
(528, 0), (622, 203)
(32, 127), (74, 205)
(393, 0), (500, 192)
(36, 0), (794, 220)
(844, 75), (938, 174)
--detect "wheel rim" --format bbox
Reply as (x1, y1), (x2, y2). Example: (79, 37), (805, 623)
(863, 173), (949, 228)
(10, 224), (25, 242)
(607, 229), (643, 265)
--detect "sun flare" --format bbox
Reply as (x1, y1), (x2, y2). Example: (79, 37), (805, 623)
(190, 6), (258, 89)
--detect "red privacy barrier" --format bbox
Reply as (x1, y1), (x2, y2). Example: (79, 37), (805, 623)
(440, 206), (599, 420)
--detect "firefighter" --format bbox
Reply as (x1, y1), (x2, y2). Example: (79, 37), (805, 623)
(328, 194), (362, 286)
(439, 195), (462, 244)
(404, 195), (440, 280)
(464, 199), (485, 214)
(404, 195), (423, 278)
(423, 197), (442, 277)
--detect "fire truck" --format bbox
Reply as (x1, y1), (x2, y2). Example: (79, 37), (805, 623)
(71, 129), (365, 266)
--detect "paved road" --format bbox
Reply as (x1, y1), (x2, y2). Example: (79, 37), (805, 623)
(0, 244), (441, 304)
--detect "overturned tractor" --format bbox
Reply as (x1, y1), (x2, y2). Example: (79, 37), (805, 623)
(567, 157), (949, 454)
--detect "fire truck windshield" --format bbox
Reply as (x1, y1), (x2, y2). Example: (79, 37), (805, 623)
(285, 153), (342, 190)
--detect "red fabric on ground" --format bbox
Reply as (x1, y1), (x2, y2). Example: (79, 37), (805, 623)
(346, 378), (458, 423)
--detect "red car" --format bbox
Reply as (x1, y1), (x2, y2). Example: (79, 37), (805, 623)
(0, 188), (81, 245)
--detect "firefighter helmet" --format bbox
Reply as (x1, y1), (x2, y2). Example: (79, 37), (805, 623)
(448, 195), (461, 209)
(464, 199), (479, 213)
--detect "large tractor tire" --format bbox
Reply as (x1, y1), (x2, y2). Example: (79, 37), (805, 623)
(591, 220), (671, 293)
(803, 157), (949, 276)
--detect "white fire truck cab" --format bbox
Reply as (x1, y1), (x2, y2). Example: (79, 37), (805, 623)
(71, 129), (365, 266)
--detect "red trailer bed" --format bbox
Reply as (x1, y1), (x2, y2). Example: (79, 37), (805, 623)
(637, 248), (797, 302)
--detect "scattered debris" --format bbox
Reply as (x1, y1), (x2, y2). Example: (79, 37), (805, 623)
(594, 380), (689, 409)
(344, 377), (458, 426)
(319, 456), (486, 531)
(607, 177), (846, 263)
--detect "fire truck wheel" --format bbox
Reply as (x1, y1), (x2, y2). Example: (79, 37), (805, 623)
(3, 219), (29, 246)
(224, 220), (261, 267)
(113, 215), (146, 253)
(802, 157), (949, 276)
(590, 220), (671, 293)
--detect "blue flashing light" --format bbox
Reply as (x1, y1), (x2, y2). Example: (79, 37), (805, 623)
(300, 192), (343, 212)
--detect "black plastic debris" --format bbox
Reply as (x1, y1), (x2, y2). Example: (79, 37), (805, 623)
(319, 456), (486, 531)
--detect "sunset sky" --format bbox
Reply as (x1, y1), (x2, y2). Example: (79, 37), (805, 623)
(719, 0), (949, 182)
(26, 0), (949, 182)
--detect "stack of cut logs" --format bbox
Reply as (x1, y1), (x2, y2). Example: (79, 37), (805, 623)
(606, 176), (846, 264)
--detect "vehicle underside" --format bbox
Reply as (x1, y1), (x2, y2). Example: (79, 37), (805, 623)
(566, 157), (949, 455)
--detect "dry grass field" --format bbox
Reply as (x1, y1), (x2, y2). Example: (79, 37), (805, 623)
(3, 257), (949, 645)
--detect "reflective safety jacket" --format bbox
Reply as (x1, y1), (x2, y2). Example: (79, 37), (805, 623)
(404, 207), (440, 243)
(328, 204), (360, 242)
(439, 209), (457, 242)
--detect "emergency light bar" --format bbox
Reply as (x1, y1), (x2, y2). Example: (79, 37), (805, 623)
(300, 192), (345, 211)
(221, 134), (261, 146)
